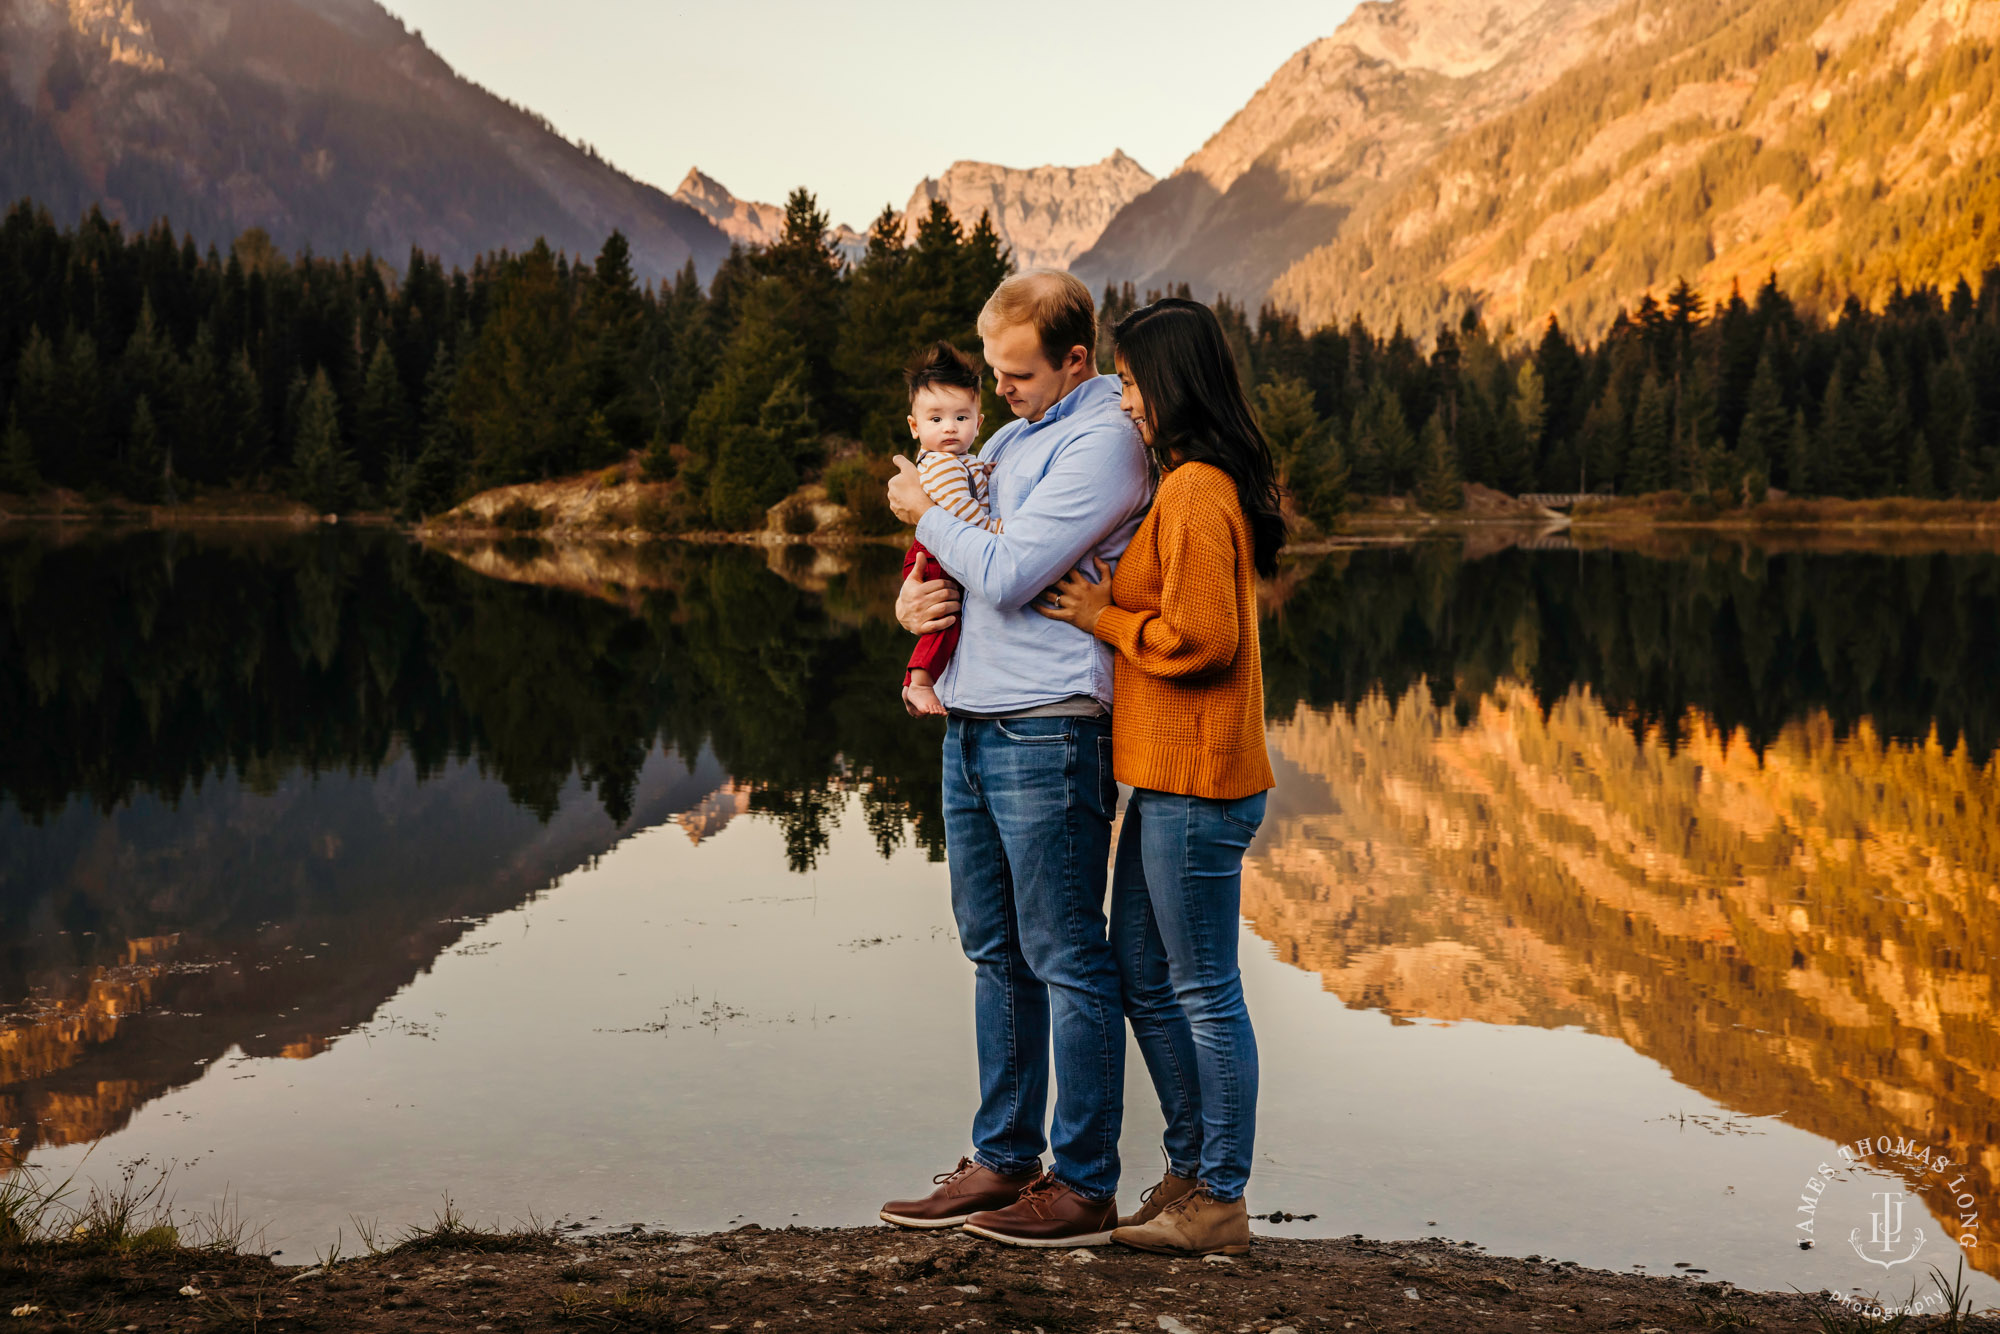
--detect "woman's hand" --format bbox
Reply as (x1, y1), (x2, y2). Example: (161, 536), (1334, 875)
(1035, 555), (1114, 636)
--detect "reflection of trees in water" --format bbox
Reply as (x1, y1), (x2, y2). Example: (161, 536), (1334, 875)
(1248, 684), (2000, 1275)
(1265, 543), (2000, 761)
(0, 531), (943, 871)
(8, 534), (1999, 882)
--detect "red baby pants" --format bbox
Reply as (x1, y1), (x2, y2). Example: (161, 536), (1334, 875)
(902, 540), (961, 685)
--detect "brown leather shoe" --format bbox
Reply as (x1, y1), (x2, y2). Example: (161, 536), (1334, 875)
(962, 1172), (1118, 1248)
(1111, 1184), (1252, 1256)
(1118, 1168), (1197, 1227)
(880, 1157), (1041, 1229)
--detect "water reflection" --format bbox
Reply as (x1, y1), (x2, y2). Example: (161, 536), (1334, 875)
(3, 529), (1998, 1290)
(1252, 686), (2000, 1239)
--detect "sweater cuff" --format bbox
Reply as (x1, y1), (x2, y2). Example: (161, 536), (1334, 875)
(1094, 605), (1139, 650)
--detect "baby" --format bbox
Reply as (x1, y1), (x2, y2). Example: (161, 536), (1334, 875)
(900, 340), (1001, 718)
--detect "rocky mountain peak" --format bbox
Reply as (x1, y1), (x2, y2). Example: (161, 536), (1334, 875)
(1073, 0), (1623, 305)
(672, 166), (787, 249)
(1335, 0), (1578, 77)
(902, 150), (1156, 271)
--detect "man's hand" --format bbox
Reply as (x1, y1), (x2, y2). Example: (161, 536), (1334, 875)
(897, 552), (961, 636)
(886, 454), (936, 526)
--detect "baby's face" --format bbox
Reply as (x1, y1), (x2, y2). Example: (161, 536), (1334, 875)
(908, 385), (981, 455)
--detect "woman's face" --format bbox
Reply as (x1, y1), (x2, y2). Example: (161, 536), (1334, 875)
(1114, 355), (1155, 445)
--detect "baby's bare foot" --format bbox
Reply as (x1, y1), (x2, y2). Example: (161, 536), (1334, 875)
(902, 682), (947, 718)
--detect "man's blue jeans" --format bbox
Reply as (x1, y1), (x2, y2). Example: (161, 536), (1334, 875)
(943, 714), (1123, 1201)
(1112, 786), (1266, 1201)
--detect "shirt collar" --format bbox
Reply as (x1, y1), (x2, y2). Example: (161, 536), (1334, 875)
(1029, 373), (1109, 429)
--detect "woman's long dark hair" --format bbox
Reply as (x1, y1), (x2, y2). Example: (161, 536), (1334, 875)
(1113, 298), (1287, 576)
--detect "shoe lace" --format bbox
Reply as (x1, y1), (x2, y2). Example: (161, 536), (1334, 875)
(1138, 1148), (1174, 1206)
(1013, 1173), (1067, 1219)
(932, 1157), (976, 1186)
(1160, 1183), (1216, 1220)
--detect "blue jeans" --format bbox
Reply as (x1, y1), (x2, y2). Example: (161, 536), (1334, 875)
(1113, 786), (1266, 1201)
(943, 714), (1124, 1201)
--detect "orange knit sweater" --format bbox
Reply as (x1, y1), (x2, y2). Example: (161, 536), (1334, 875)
(1092, 460), (1275, 801)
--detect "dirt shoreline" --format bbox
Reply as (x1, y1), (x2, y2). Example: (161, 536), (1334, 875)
(5, 1223), (1993, 1333)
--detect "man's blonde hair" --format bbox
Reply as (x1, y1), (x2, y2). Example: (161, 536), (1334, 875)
(977, 269), (1097, 371)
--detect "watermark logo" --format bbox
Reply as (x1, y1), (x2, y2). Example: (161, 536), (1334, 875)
(1793, 1130), (1984, 1318)
(1852, 1188), (1925, 1270)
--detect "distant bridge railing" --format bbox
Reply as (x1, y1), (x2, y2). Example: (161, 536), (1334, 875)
(1517, 493), (1597, 509)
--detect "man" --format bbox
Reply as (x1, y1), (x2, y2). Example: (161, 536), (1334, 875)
(877, 270), (1151, 1247)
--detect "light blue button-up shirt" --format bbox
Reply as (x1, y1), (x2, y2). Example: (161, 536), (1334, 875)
(916, 374), (1153, 715)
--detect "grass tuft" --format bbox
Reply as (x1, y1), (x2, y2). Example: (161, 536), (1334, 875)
(385, 1195), (559, 1256)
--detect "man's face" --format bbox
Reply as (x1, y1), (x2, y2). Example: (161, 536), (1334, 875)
(907, 385), (981, 455)
(982, 322), (1082, 424)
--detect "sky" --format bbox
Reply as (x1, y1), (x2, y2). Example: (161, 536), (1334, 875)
(376, 1), (1357, 229)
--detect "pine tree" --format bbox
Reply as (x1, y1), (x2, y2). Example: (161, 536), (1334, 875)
(1626, 374), (1672, 494)
(356, 338), (408, 491)
(1815, 372), (1863, 498)
(1353, 378), (1416, 494)
(1784, 409), (1813, 497)
(0, 408), (41, 494)
(1254, 377), (1321, 481)
(760, 188), (846, 426)
(580, 230), (647, 455)
(454, 240), (586, 485)
(652, 259), (714, 460)
(1735, 351), (1787, 483)
(400, 343), (465, 519)
(1414, 412), (1464, 511)
(13, 328), (60, 478)
(1851, 349), (1906, 494)
(1533, 317), (1583, 453)
(291, 369), (356, 513)
(686, 277), (817, 502)
(706, 371), (816, 530)
(1905, 430), (1935, 498)
(125, 395), (169, 502)
(1578, 385), (1625, 495)
(120, 298), (180, 426)
(58, 329), (108, 486)
(227, 349), (270, 479)
(1678, 358), (1718, 493)
(1257, 376), (1347, 530)
(957, 209), (1013, 313)
(1293, 428), (1351, 531)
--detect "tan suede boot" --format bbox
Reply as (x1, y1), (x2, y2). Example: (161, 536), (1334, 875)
(1110, 1185), (1252, 1256)
(1117, 1170), (1198, 1227)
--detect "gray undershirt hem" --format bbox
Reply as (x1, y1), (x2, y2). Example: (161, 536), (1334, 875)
(950, 694), (1109, 721)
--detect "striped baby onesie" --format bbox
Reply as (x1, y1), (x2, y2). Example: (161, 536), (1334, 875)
(918, 449), (1001, 533)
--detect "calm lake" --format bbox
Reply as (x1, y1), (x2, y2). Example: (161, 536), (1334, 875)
(3, 527), (1998, 1304)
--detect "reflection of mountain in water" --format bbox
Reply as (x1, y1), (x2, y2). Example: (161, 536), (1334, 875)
(0, 745), (727, 1166)
(1247, 685), (2000, 1268)
(0, 528), (941, 1166)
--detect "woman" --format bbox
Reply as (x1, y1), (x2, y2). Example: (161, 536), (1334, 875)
(1037, 297), (1283, 1256)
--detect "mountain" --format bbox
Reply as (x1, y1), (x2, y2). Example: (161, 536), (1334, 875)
(674, 153), (1155, 273)
(670, 166), (867, 264)
(1269, 0), (2000, 335)
(0, 0), (730, 281)
(672, 166), (788, 249)
(1078, 0), (2000, 336)
(901, 150), (1156, 271)
(1070, 0), (1625, 306)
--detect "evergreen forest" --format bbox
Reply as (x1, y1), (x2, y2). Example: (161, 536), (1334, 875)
(3, 192), (1999, 531)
